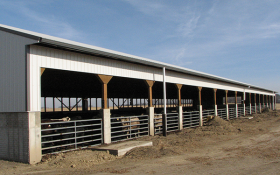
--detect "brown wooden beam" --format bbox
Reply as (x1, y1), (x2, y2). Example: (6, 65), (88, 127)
(175, 84), (183, 106)
(197, 87), (202, 106)
(225, 90), (228, 105)
(249, 93), (251, 104)
(41, 68), (45, 76)
(213, 88), (217, 105)
(145, 80), (155, 107)
(97, 74), (113, 109)
(235, 91), (238, 105)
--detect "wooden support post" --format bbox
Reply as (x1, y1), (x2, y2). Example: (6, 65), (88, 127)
(259, 94), (262, 113)
(175, 84), (183, 106)
(41, 68), (45, 76)
(145, 80), (155, 107)
(145, 80), (155, 136)
(97, 74), (113, 109)
(263, 95), (265, 109)
(97, 74), (113, 144)
(254, 94), (257, 113)
(198, 87), (203, 126)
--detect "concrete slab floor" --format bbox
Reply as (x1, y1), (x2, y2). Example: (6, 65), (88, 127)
(92, 141), (153, 156)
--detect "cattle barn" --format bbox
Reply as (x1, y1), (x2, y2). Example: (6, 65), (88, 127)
(0, 24), (277, 164)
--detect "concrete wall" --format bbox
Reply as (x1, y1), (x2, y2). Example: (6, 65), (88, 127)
(0, 112), (41, 164)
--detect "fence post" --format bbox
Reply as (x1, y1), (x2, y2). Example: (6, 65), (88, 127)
(74, 121), (77, 149)
(101, 109), (111, 144)
(178, 106), (183, 130)
(235, 91), (238, 118)
(148, 107), (155, 136)
(199, 105), (203, 126)
(129, 117), (131, 139)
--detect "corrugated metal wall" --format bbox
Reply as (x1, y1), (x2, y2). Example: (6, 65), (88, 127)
(28, 45), (274, 111)
(0, 31), (36, 112)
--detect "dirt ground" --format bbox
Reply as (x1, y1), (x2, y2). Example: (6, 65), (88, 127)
(1, 104), (280, 175)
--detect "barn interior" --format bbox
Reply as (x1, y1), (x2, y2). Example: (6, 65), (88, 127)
(41, 68), (201, 120)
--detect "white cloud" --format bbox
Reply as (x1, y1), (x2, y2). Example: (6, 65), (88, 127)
(0, 0), (84, 41)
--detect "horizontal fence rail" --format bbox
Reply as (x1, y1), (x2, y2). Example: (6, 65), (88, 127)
(41, 119), (102, 155)
(238, 107), (244, 117)
(251, 105), (256, 114)
(245, 106), (251, 115)
(154, 114), (163, 135)
(218, 108), (227, 120)
(111, 115), (149, 142)
(229, 108), (236, 119)
(166, 113), (179, 132)
(183, 111), (200, 128)
(202, 110), (215, 123)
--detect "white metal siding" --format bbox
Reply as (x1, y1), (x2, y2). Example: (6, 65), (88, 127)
(0, 31), (36, 112)
(28, 45), (274, 111)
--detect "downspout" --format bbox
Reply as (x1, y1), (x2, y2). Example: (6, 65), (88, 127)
(163, 67), (167, 136)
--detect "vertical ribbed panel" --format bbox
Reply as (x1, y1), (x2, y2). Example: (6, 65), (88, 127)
(29, 45), (163, 111)
(0, 31), (36, 112)
(28, 45), (274, 112)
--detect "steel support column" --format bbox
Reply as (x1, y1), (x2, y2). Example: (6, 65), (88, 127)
(198, 87), (203, 126)
(226, 90), (229, 120)
(235, 91), (238, 118)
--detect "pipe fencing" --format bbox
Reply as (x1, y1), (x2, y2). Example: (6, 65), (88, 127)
(183, 111), (200, 128)
(202, 110), (215, 124)
(166, 113), (179, 132)
(251, 105), (256, 114)
(229, 108), (236, 119)
(154, 114), (163, 135)
(245, 106), (250, 115)
(238, 107), (244, 117)
(111, 115), (149, 142)
(217, 108), (227, 120)
(41, 118), (102, 155)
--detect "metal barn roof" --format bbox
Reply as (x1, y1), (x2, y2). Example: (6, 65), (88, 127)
(0, 24), (276, 93)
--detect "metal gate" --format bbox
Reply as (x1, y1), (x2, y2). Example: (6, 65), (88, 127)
(218, 108), (227, 120)
(229, 108), (236, 119)
(183, 111), (200, 128)
(245, 106), (250, 115)
(111, 115), (149, 142)
(238, 107), (244, 117)
(41, 118), (102, 155)
(166, 113), (179, 132)
(202, 110), (215, 123)
(251, 105), (256, 114)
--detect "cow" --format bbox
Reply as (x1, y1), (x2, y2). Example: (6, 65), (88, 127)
(120, 117), (140, 138)
(111, 114), (141, 139)
(41, 117), (72, 151)
(154, 114), (163, 133)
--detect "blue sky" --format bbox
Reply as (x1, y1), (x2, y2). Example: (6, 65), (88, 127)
(1, 0), (279, 93)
